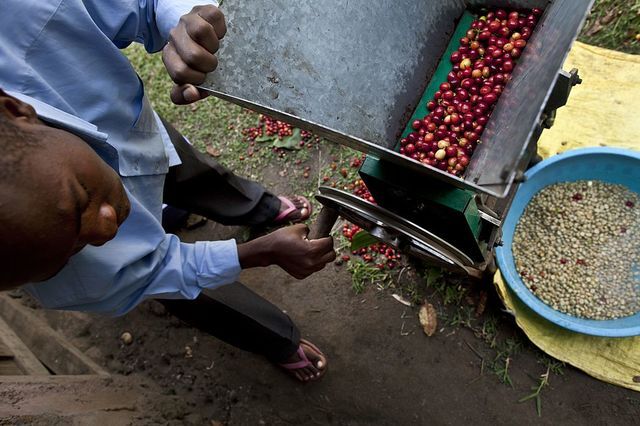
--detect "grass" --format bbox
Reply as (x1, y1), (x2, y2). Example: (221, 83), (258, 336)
(517, 353), (565, 417)
(491, 337), (523, 387)
(537, 353), (566, 376)
(418, 263), (529, 385)
(479, 320), (500, 350)
(579, 0), (640, 54)
(347, 258), (392, 294)
(519, 367), (551, 417)
(445, 305), (475, 327)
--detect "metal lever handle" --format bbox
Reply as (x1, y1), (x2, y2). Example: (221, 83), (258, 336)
(308, 207), (339, 239)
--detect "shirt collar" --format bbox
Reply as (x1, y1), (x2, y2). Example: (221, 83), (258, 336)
(8, 91), (119, 170)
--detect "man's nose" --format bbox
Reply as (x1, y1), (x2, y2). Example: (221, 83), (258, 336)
(87, 203), (119, 246)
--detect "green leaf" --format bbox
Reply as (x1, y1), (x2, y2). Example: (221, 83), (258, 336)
(426, 267), (442, 287)
(255, 134), (276, 143)
(350, 230), (379, 251)
(273, 128), (302, 150)
(518, 393), (538, 403)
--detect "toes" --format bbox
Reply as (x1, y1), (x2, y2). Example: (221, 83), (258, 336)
(280, 339), (326, 383)
(288, 359), (321, 382)
(303, 366), (319, 381)
(275, 196), (311, 224)
(300, 341), (327, 376)
(296, 367), (313, 382)
(291, 197), (307, 211)
(305, 365), (319, 376)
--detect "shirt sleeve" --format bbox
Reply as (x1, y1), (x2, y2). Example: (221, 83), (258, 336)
(84, 0), (218, 52)
(24, 191), (241, 316)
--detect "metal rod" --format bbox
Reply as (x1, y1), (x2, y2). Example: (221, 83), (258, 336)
(308, 207), (339, 239)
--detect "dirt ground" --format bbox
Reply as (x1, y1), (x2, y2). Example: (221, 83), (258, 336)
(3, 210), (640, 425)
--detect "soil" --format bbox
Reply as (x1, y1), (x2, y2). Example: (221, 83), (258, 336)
(3, 214), (640, 425)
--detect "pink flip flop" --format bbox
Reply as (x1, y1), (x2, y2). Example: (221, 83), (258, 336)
(273, 195), (313, 224)
(278, 339), (327, 382)
(279, 346), (314, 371)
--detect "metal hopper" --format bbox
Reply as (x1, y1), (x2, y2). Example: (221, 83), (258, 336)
(200, 0), (594, 276)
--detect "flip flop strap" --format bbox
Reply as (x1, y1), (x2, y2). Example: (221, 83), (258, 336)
(278, 346), (312, 370)
(274, 196), (297, 222)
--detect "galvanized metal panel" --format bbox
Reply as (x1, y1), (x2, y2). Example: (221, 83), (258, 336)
(202, 0), (592, 197)
(204, 0), (464, 147)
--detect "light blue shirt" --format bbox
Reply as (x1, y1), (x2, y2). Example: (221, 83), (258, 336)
(0, 0), (241, 315)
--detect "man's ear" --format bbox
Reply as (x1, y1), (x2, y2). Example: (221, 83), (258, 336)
(0, 88), (39, 123)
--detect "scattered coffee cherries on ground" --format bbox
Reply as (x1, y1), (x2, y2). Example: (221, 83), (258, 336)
(342, 222), (400, 270)
(399, 7), (539, 176)
(242, 114), (319, 153)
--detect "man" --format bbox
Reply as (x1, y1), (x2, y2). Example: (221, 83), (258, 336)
(0, 0), (335, 382)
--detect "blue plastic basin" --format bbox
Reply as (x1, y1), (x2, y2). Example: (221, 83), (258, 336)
(496, 147), (640, 337)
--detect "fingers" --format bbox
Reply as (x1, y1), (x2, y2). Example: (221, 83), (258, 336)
(168, 19), (219, 73)
(162, 43), (208, 87)
(319, 247), (337, 265)
(164, 32), (218, 78)
(193, 5), (227, 40)
(306, 235), (334, 253)
(170, 84), (210, 105)
(298, 236), (336, 278)
(163, 5), (226, 103)
(184, 8), (220, 53)
(286, 223), (310, 239)
(269, 225), (335, 279)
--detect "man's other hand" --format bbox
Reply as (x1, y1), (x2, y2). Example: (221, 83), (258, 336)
(237, 224), (337, 280)
(162, 5), (226, 105)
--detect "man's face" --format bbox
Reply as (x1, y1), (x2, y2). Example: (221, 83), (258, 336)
(0, 91), (131, 288)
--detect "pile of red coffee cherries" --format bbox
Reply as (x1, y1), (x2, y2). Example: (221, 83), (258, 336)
(399, 7), (541, 176)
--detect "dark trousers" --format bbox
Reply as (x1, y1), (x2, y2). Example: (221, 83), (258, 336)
(157, 119), (300, 363)
(161, 118), (280, 226)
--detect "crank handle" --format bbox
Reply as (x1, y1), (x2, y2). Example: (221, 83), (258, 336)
(308, 207), (339, 239)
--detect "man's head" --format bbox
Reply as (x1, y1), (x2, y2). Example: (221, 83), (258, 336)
(0, 90), (130, 290)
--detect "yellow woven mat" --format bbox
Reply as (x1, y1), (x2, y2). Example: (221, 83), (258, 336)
(494, 41), (640, 392)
